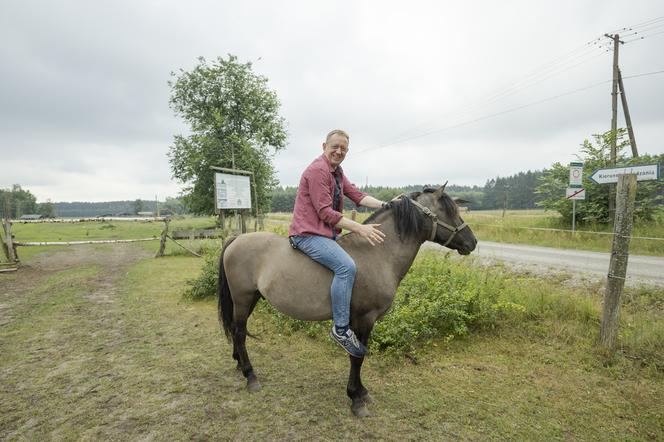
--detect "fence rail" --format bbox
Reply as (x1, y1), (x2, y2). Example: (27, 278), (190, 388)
(474, 223), (664, 241)
(14, 238), (159, 246)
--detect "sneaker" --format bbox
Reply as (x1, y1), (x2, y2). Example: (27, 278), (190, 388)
(330, 326), (367, 358)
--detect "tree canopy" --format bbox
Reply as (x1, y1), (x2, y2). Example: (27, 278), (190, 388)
(168, 55), (287, 215)
(536, 129), (664, 224)
(0, 185), (38, 218)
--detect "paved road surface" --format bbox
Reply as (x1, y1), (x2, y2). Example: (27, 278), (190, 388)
(424, 241), (664, 287)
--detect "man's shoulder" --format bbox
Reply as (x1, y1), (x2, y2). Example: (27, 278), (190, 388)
(304, 156), (330, 175)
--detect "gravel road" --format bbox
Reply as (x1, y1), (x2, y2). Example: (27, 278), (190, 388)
(423, 241), (664, 288)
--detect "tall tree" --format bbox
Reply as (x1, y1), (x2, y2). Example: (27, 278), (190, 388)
(0, 185), (37, 218)
(37, 200), (56, 218)
(536, 129), (663, 224)
(133, 199), (144, 215)
(168, 55), (287, 215)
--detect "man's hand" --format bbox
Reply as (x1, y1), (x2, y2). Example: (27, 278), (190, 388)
(355, 223), (386, 246)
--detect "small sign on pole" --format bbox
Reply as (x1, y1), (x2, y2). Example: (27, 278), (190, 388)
(569, 161), (583, 188)
(568, 162), (584, 233)
(565, 188), (586, 200)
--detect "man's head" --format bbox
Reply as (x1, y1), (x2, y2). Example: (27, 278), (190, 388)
(323, 129), (350, 169)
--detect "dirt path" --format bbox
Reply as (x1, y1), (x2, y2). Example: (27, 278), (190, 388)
(0, 244), (152, 326)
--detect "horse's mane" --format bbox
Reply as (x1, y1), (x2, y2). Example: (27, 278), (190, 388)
(363, 188), (459, 240)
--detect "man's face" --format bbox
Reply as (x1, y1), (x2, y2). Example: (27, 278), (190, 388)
(323, 134), (349, 168)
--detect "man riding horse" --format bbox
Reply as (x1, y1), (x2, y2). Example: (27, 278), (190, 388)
(288, 129), (387, 358)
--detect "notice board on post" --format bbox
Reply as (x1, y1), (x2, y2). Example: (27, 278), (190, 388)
(214, 172), (252, 210)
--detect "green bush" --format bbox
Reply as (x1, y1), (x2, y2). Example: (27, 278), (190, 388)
(371, 253), (525, 352)
(183, 248), (220, 300)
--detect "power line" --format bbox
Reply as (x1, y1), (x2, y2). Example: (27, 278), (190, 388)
(624, 29), (664, 44)
(375, 42), (608, 149)
(355, 68), (664, 155)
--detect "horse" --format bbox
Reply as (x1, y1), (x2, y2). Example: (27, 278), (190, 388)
(217, 184), (477, 417)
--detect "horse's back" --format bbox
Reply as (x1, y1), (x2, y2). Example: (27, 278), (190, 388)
(223, 232), (334, 320)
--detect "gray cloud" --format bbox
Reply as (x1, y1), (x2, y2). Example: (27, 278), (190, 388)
(0, 0), (662, 201)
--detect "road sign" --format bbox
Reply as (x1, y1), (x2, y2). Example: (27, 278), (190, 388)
(588, 163), (660, 184)
(569, 162), (583, 188)
(566, 188), (586, 200)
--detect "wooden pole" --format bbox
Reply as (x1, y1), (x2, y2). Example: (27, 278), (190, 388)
(0, 222), (9, 261)
(607, 33), (620, 223)
(3, 218), (17, 263)
(240, 210), (247, 234)
(156, 218), (170, 257)
(600, 174), (637, 351)
(617, 67), (638, 158)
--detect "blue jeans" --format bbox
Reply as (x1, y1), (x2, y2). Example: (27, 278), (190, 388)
(290, 235), (356, 328)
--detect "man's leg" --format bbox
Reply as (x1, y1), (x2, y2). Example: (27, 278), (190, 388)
(291, 235), (365, 357)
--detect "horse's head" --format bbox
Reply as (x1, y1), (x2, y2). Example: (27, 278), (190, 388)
(411, 183), (477, 255)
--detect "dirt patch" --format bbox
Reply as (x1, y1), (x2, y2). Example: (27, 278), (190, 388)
(0, 243), (152, 325)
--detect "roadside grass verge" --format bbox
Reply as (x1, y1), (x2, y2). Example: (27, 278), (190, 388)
(1, 247), (663, 440)
(272, 209), (664, 256)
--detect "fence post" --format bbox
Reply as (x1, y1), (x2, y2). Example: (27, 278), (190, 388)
(600, 174), (637, 351)
(3, 218), (17, 263)
(156, 218), (170, 258)
(0, 222), (9, 261)
(240, 210), (247, 233)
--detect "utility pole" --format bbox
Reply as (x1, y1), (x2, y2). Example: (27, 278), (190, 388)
(605, 33), (622, 222)
(617, 67), (638, 157)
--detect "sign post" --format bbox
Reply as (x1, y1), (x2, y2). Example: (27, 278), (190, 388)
(211, 166), (255, 234)
(567, 162), (584, 233)
(593, 162), (660, 351)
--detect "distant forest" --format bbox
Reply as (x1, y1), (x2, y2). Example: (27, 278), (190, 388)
(270, 170), (545, 212)
(3, 170), (545, 218)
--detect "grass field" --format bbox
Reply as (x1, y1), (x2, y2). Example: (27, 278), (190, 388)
(270, 208), (664, 256)
(1, 242), (662, 440)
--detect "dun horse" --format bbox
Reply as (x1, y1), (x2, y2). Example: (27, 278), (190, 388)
(218, 185), (477, 417)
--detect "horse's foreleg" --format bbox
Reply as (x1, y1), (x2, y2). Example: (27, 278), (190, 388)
(347, 320), (374, 417)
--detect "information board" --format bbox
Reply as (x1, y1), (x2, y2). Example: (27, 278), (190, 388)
(214, 173), (252, 210)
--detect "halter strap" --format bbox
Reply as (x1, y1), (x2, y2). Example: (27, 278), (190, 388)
(401, 195), (468, 246)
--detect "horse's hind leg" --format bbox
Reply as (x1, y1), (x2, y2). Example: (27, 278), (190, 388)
(232, 292), (261, 371)
(233, 291), (262, 392)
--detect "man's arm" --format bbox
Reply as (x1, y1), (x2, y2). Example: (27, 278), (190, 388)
(359, 195), (386, 210)
(335, 217), (385, 246)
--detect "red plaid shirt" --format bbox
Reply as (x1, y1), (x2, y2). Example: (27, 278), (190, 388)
(289, 154), (367, 238)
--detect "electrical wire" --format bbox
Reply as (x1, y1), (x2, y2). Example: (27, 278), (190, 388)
(356, 68), (664, 155)
(376, 42), (608, 149)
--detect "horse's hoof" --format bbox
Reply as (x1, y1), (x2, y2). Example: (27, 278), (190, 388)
(351, 403), (371, 418)
(360, 392), (374, 405)
(247, 379), (262, 393)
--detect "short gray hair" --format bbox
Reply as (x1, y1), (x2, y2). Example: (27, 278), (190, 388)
(326, 129), (350, 143)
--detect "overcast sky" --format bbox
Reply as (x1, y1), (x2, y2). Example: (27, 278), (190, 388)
(1, 1), (662, 202)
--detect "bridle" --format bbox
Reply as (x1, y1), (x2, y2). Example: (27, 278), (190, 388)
(398, 195), (469, 247)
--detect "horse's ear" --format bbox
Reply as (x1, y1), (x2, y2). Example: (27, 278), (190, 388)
(434, 181), (448, 197)
(453, 197), (470, 204)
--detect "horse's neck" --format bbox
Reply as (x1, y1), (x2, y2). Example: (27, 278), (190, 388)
(357, 210), (424, 284)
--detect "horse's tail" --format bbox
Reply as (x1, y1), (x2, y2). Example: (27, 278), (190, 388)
(218, 235), (238, 342)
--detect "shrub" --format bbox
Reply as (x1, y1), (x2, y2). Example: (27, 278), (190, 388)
(183, 248), (220, 300)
